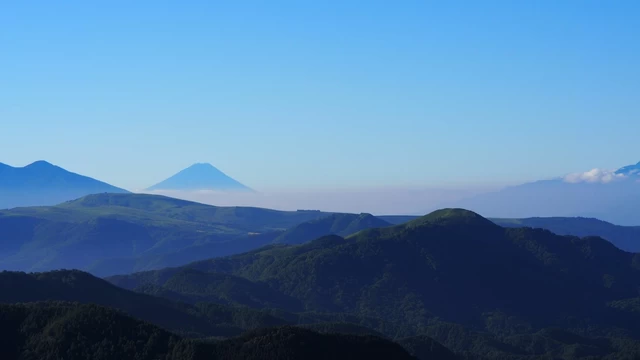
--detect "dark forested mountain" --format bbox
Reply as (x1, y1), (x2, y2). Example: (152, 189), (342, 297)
(0, 160), (129, 209)
(0, 193), (333, 276)
(0, 302), (418, 360)
(274, 213), (391, 245)
(211, 326), (418, 360)
(0, 269), (292, 338)
(147, 163), (253, 192)
(123, 267), (305, 311)
(0, 302), (198, 360)
(379, 214), (640, 253)
(493, 216), (640, 253)
(109, 208), (640, 358)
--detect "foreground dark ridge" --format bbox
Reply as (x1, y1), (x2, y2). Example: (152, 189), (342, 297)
(108, 209), (640, 358)
(0, 302), (421, 360)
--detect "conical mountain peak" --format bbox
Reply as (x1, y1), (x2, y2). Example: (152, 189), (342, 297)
(147, 163), (252, 192)
(25, 160), (55, 168)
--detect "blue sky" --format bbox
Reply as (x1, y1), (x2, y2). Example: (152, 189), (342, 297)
(2, 0), (639, 191)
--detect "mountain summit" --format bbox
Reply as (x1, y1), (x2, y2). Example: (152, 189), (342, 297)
(0, 160), (129, 209)
(616, 161), (640, 176)
(147, 163), (252, 192)
(0, 160), (128, 209)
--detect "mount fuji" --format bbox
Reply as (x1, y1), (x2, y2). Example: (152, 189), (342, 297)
(146, 163), (253, 192)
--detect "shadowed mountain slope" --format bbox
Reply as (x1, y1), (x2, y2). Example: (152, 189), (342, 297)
(0, 302), (419, 360)
(110, 209), (640, 338)
(493, 216), (640, 253)
(274, 213), (392, 245)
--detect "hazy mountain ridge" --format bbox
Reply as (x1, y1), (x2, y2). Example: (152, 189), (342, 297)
(0, 160), (129, 209)
(0, 193), (335, 276)
(450, 161), (640, 226)
(0, 193), (400, 276)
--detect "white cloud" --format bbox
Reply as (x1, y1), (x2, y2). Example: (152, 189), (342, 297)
(563, 168), (626, 184)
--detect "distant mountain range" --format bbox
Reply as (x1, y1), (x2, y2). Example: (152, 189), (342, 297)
(0, 160), (129, 209)
(0, 160), (252, 209)
(147, 163), (252, 192)
(2, 192), (640, 278)
(448, 160), (640, 225)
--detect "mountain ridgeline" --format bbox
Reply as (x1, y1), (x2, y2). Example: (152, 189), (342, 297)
(449, 160), (640, 226)
(4, 193), (640, 358)
(0, 193), (338, 276)
(109, 208), (640, 359)
(0, 161), (129, 209)
(492, 216), (640, 253)
(383, 214), (640, 253)
(273, 213), (392, 245)
(0, 193), (399, 277)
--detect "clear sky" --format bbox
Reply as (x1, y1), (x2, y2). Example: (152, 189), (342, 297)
(2, 0), (639, 191)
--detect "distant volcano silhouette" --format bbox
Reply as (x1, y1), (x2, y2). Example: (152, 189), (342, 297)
(0, 160), (129, 209)
(146, 163), (253, 192)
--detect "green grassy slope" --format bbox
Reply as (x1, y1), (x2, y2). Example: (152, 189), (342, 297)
(0, 193), (332, 275)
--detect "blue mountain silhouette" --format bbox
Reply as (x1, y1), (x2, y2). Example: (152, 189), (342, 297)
(0, 160), (129, 209)
(449, 161), (640, 225)
(616, 161), (640, 176)
(146, 163), (252, 192)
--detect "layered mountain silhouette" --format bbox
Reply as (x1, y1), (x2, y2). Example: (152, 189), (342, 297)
(274, 213), (392, 245)
(0, 160), (129, 209)
(0, 193), (336, 275)
(0, 270), (433, 359)
(108, 208), (640, 358)
(0, 302), (421, 360)
(113, 208), (640, 333)
(449, 160), (640, 225)
(493, 216), (640, 252)
(384, 215), (640, 253)
(147, 163), (253, 192)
